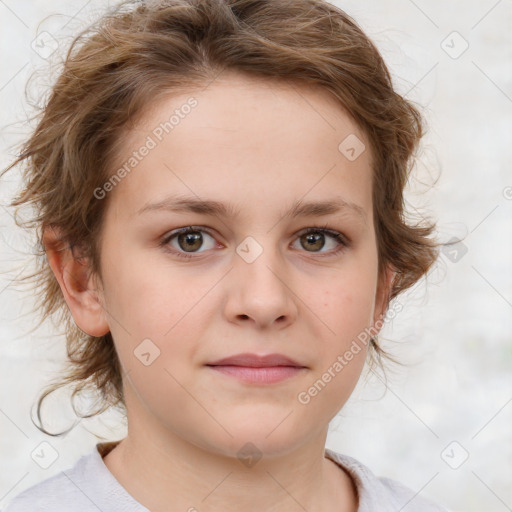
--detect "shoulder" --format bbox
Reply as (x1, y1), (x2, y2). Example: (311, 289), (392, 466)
(2, 461), (90, 511)
(2, 450), (98, 512)
(2, 442), (146, 512)
(325, 449), (450, 512)
(2, 443), (118, 512)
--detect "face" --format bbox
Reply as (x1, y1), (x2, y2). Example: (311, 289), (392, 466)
(90, 72), (393, 459)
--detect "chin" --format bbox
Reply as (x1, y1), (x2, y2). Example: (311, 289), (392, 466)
(194, 419), (312, 463)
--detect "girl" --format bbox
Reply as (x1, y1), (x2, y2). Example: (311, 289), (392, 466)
(1, 0), (448, 510)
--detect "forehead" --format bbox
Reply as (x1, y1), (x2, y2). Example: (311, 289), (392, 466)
(104, 72), (373, 223)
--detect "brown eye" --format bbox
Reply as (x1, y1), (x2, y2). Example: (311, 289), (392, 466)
(162, 227), (217, 259)
(300, 232), (326, 251)
(293, 227), (349, 255)
(177, 231), (204, 252)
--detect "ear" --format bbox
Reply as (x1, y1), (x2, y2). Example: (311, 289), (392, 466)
(372, 264), (396, 334)
(43, 226), (110, 337)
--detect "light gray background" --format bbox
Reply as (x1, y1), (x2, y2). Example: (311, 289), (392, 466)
(1, 1), (511, 511)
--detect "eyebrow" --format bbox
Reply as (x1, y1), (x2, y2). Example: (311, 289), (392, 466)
(136, 194), (367, 224)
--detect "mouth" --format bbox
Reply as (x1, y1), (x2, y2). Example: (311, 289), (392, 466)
(205, 353), (308, 385)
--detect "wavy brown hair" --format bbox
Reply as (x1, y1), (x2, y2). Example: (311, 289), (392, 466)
(1, 0), (440, 435)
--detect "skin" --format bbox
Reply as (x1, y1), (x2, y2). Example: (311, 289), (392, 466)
(44, 71), (395, 512)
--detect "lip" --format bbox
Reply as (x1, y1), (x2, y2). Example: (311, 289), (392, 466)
(205, 353), (307, 385)
(206, 352), (305, 368)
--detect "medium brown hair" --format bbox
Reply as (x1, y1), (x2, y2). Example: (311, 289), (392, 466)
(1, 0), (440, 435)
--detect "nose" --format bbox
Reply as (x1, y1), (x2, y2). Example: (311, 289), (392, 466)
(223, 240), (298, 330)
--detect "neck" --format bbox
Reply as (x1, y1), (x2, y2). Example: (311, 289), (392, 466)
(102, 428), (357, 512)
(101, 384), (358, 512)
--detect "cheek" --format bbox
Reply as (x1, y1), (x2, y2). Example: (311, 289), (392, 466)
(332, 286), (375, 336)
(301, 258), (377, 407)
(319, 286), (372, 374)
(298, 285), (372, 421)
(101, 254), (209, 375)
(100, 245), (186, 332)
(317, 264), (378, 342)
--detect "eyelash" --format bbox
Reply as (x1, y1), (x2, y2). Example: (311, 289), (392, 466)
(159, 224), (351, 260)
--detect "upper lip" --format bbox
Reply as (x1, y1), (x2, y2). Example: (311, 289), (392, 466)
(206, 353), (306, 368)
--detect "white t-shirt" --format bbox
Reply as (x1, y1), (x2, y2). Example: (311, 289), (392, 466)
(1, 442), (449, 511)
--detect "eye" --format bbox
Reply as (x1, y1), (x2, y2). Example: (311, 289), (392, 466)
(159, 224), (350, 260)
(292, 226), (350, 256)
(160, 226), (217, 259)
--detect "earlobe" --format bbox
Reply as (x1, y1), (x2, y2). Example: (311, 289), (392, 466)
(43, 226), (110, 337)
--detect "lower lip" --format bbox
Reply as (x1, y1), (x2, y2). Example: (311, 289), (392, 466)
(207, 365), (305, 384)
